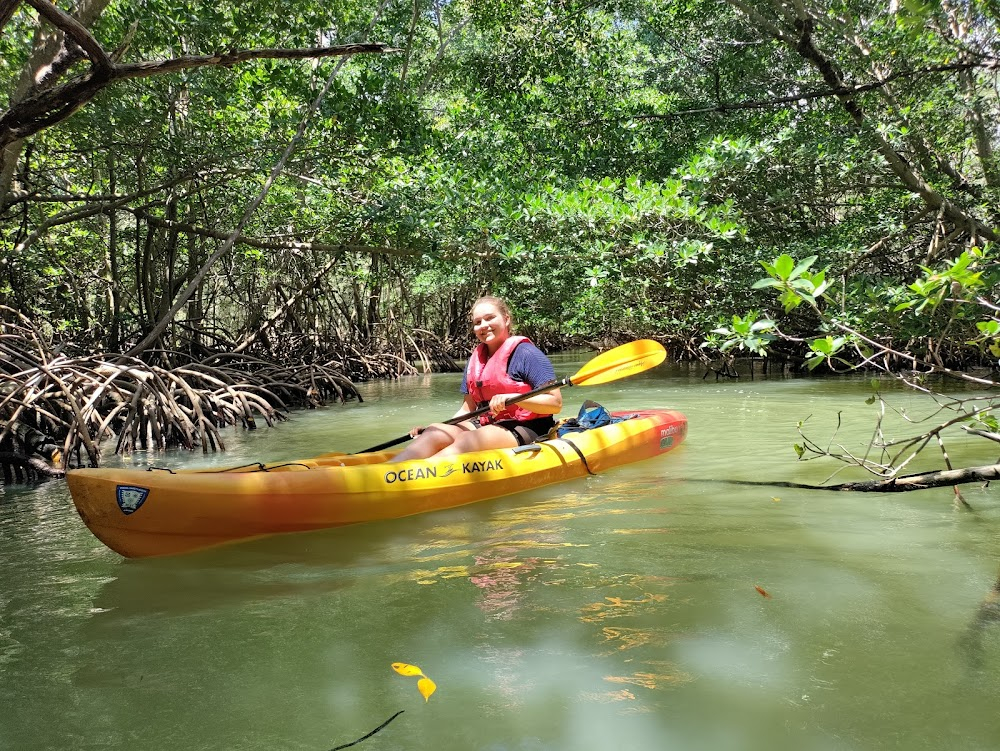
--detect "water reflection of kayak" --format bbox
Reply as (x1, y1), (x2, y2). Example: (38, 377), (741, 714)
(67, 409), (687, 559)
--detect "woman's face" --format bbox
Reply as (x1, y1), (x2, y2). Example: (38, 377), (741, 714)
(471, 302), (511, 350)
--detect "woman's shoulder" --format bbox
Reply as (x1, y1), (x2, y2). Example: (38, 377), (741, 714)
(511, 338), (548, 360)
(509, 340), (555, 383)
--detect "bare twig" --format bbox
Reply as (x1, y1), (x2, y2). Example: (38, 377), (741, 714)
(329, 711), (404, 751)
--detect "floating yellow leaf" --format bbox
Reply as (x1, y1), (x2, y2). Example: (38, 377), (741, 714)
(391, 662), (425, 677)
(417, 676), (436, 702)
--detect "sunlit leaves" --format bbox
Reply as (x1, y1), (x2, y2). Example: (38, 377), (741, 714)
(708, 312), (776, 355)
(970, 320), (1000, 358)
(754, 254), (831, 312)
(967, 411), (999, 433)
(805, 335), (849, 370)
(893, 249), (988, 315)
(4, 0), (998, 372)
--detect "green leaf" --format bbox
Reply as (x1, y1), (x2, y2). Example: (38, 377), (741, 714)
(773, 254), (795, 280)
(790, 255), (817, 280)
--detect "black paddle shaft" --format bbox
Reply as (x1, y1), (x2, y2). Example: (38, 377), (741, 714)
(358, 376), (571, 453)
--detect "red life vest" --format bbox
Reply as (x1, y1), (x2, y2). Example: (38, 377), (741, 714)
(467, 335), (544, 425)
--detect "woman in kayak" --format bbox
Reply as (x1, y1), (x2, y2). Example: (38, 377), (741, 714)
(390, 296), (562, 461)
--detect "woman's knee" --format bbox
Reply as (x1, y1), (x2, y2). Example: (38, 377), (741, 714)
(416, 425), (455, 449)
(438, 426), (515, 456)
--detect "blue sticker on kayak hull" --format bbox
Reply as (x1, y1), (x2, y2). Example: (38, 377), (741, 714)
(116, 485), (149, 515)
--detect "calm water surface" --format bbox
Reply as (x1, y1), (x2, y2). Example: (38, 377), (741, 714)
(2, 356), (998, 751)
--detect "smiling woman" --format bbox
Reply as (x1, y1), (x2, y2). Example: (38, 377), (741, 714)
(389, 296), (563, 462)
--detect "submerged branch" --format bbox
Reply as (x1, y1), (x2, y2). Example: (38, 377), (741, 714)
(959, 575), (1000, 669)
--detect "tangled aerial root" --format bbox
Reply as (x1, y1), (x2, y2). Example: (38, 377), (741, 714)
(0, 307), (362, 480)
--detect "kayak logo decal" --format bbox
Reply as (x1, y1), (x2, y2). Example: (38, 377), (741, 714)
(385, 465), (441, 484)
(383, 459), (502, 484)
(116, 485), (150, 515)
(659, 423), (684, 449)
(462, 459), (502, 474)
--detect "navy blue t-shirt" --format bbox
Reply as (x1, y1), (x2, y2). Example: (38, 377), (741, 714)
(460, 341), (556, 396)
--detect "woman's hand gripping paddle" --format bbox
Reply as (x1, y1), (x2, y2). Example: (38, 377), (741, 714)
(358, 340), (667, 453)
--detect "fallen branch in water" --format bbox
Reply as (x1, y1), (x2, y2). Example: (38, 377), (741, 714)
(684, 463), (1000, 492)
(821, 464), (1000, 491)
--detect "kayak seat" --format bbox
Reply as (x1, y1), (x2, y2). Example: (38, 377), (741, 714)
(547, 400), (638, 440)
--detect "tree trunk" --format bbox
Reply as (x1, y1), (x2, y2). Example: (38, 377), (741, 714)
(0, 0), (20, 30)
(107, 150), (122, 349)
(366, 253), (381, 338)
(0, 0), (112, 209)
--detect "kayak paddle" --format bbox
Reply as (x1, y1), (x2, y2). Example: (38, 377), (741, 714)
(359, 339), (667, 453)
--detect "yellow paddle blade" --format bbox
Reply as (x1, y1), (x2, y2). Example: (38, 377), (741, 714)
(417, 676), (437, 702)
(569, 340), (666, 387)
(391, 662), (425, 677)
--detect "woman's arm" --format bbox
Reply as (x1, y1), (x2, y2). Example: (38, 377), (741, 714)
(489, 388), (562, 416)
(452, 393), (479, 419)
(492, 343), (563, 416)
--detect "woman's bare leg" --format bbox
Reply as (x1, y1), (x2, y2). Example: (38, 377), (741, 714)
(389, 422), (474, 462)
(434, 424), (518, 457)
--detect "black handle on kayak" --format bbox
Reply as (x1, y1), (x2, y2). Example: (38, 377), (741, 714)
(358, 377), (570, 454)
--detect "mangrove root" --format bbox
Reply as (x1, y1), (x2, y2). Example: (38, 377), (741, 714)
(0, 306), (364, 481)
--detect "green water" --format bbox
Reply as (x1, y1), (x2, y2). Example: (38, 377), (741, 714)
(2, 358), (998, 750)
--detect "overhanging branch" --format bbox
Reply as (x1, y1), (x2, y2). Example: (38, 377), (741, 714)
(594, 60), (999, 124)
(135, 211), (420, 258)
(0, 41), (397, 147)
(1, 0), (21, 36)
(23, 0), (112, 74)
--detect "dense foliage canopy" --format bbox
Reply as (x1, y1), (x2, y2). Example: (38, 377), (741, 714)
(4, 0), (995, 365)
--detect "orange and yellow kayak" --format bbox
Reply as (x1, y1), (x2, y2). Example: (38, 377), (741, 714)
(67, 409), (687, 558)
